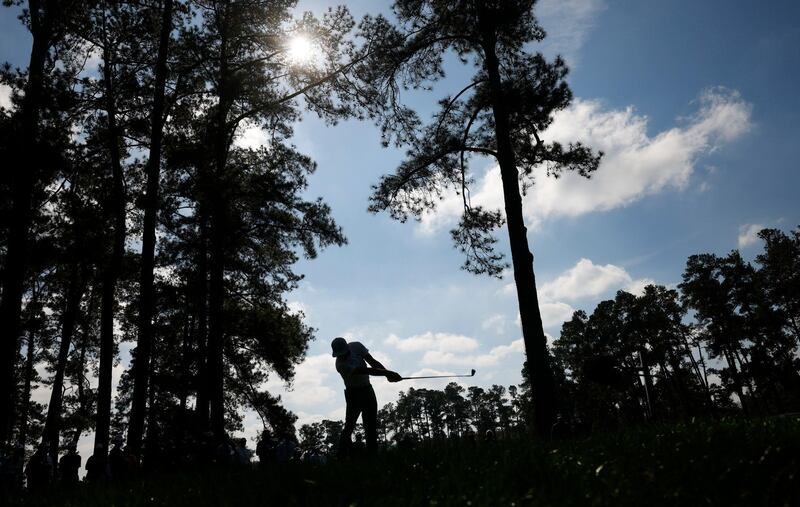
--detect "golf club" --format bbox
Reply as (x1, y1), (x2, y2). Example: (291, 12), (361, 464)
(401, 369), (476, 380)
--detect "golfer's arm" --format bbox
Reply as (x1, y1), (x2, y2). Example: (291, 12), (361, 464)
(351, 366), (393, 377)
(364, 354), (387, 371)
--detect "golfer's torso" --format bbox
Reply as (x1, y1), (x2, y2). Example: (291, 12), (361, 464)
(336, 342), (371, 388)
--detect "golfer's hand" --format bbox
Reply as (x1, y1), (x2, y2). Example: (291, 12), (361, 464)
(386, 371), (402, 383)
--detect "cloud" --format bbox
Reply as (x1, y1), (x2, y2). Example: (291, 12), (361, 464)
(419, 88), (752, 234)
(537, 0), (606, 64)
(287, 300), (308, 317)
(422, 338), (524, 367)
(623, 277), (657, 296)
(539, 301), (576, 328)
(540, 258), (646, 301)
(235, 122), (271, 150)
(386, 332), (479, 353)
(504, 259), (654, 329)
(481, 314), (507, 335)
(738, 223), (764, 248)
(269, 353), (336, 407)
(0, 84), (13, 110)
(526, 88), (752, 224)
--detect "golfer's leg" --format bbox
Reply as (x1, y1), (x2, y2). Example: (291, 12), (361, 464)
(363, 386), (378, 455)
(339, 389), (359, 456)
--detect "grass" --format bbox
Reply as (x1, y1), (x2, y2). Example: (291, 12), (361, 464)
(9, 417), (800, 506)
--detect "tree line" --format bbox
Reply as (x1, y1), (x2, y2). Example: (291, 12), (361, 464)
(1, 0), (602, 479)
(551, 227), (800, 430)
(299, 382), (525, 456)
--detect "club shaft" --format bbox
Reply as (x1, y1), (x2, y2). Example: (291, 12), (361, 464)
(403, 376), (468, 379)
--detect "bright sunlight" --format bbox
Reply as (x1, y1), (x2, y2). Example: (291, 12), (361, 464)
(287, 35), (316, 65)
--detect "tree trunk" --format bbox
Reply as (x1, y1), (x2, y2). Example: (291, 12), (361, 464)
(17, 309), (39, 451)
(69, 333), (90, 449)
(95, 40), (127, 455)
(639, 348), (655, 419)
(129, 0), (174, 454)
(41, 268), (86, 462)
(724, 347), (749, 415)
(207, 8), (232, 440)
(0, 0), (55, 449)
(477, 10), (556, 437)
(194, 216), (210, 426)
(179, 314), (193, 415)
(208, 195), (226, 438)
(144, 363), (159, 466)
(681, 331), (715, 414)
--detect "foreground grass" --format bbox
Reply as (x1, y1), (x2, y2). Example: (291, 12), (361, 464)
(10, 417), (800, 506)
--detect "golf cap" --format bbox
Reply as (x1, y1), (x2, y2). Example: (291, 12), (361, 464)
(331, 337), (349, 357)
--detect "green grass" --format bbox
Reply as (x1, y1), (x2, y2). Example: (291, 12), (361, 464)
(10, 417), (800, 506)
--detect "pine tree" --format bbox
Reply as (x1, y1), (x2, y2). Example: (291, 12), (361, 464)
(356, 0), (601, 436)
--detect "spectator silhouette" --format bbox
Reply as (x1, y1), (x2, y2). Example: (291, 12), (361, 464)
(234, 438), (252, 465)
(256, 430), (275, 465)
(25, 445), (53, 491)
(58, 446), (81, 485)
(109, 436), (127, 481)
(275, 436), (297, 463)
(85, 444), (108, 483)
(0, 445), (24, 493)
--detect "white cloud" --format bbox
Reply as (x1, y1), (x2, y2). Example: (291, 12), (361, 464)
(539, 301), (575, 328)
(269, 353), (336, 407)
(287, 300), (307, 317)
(505, 259), (653, 328)
(385, 332), (479, 353)
(293, 410), (326, 428)
(235, 122), (271, 150)
(738, 223), (764, 248)
(624, 277), (657, 296)
(0, 84), (13, 110)
(481, 314), (507, 335)
(527, 88), (752, 224)
(540, 258), (635, 301)
(418, 88), (752, 234)
(422, 338), (524, 367)
(538, 0), (606, 65)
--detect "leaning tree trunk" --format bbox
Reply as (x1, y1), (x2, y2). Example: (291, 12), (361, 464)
(42, 268), (86, 462)
(95, 41), (127, 455)
(724, 347), (749, 415)
(0, 0), (56, 448)
(478, 11), (556, 437)
(129, 0), (174, 455)
(681, 330), (716, 415)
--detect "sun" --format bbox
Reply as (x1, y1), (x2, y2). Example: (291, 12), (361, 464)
(287, 35), (316, 65)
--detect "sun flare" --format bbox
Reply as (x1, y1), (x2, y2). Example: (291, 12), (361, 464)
(288, 35), (315, 65)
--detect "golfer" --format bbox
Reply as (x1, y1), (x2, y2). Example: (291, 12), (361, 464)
(331, 336), (401, 456)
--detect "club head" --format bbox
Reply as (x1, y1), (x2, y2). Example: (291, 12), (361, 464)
(470, 369), (476, 376)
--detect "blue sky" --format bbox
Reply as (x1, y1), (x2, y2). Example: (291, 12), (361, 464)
(3, 0), (799, 445)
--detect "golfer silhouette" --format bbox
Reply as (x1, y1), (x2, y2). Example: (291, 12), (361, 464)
(331, 337), (401, 456)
